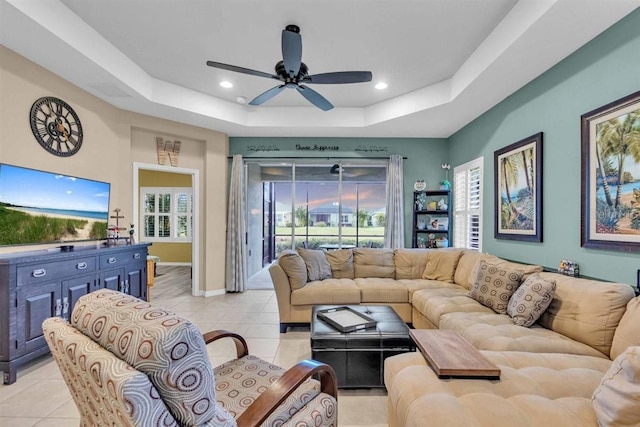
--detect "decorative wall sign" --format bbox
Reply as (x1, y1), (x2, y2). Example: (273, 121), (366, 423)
(30, 96), (83, 157)
(156, 137), (181, 166)
(247, 144), (280, 152)
(494, 132), (543, 242)
(354, 145), (389, 152)
(581, 90), (640, 252)
(295, 144), (339, 151)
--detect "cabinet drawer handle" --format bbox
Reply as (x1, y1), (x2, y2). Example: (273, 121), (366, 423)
(32, 269), (46, 278)
(133, 253), (141, 260)
(107, 257), (117, 264)
(76, 262), (88, 270)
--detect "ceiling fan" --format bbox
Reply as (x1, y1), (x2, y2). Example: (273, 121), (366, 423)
(206, 24), (373, 111)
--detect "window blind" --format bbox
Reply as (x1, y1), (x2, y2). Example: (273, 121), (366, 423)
(453, 158), (483, 251)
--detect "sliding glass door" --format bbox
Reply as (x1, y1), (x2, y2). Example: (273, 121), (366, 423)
(260, 162), (387, 260)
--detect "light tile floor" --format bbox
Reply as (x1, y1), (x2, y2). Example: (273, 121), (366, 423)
(0, 266), (389, 426)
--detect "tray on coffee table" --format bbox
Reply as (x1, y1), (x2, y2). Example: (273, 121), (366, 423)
(316, 306), (377, 332)
(410, 329), (501, 379)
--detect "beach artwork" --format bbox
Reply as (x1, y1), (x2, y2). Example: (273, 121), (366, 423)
(582, 90), (640, 251)
(494, 133), (543, 242)
(0, 164), (110, 246)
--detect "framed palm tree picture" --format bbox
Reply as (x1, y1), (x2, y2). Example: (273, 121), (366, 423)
(494, 132), (543, 242)
(581, 90), (640, 251)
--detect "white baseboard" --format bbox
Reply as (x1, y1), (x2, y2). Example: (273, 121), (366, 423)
(201, 289), (226, 297)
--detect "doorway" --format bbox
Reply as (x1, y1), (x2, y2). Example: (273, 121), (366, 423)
(133, 162), (200, 296)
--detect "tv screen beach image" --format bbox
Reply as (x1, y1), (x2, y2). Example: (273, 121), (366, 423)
(0, 164), (110, 245)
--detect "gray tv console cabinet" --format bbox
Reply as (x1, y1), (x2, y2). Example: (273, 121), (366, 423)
(0, 243), (150, 384)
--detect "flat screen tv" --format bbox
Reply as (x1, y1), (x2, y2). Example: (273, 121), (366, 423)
(0, 163), (110, 246)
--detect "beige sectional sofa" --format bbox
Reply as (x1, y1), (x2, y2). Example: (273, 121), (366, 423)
(269, 247), (640, 426)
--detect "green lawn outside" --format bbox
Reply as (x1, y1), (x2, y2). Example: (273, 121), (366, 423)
(275, 226), (384, 236)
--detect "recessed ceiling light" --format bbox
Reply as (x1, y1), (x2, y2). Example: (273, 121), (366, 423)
(220, 81), (233, 88)
(236, 96), (246, 104)
(375, 82), (388, 90)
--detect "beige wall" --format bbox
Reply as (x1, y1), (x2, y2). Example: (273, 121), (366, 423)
(0, 45), (229, 295)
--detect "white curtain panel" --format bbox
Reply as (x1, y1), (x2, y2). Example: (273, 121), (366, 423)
(384, 155), (405, 248)
(225, 155), (247, 292)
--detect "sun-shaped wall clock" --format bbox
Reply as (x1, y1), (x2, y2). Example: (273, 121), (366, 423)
(29, 96), (83, 157)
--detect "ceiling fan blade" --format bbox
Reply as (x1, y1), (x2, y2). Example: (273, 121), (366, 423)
(296, 85), (334, 111)
(303, 71), (373, 84)
(249, 85), (286, 106)
(282, 26), (302, 77)
(206, 61), (279, 80)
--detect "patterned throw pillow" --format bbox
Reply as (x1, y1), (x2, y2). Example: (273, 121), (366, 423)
(468, 260), (523, 314)
(507, 274), (556, 327)
(592, 346), (640, 426)
(297, 248), (332, 281)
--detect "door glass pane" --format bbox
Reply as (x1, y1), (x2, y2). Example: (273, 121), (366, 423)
(357, 182), (386, 247)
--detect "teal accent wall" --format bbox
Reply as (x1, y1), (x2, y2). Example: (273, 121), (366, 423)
(449, 9), (640, 286)
(230, 137), (448, 244)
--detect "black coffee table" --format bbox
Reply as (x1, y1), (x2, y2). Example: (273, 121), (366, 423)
(311, 305), (414, 388)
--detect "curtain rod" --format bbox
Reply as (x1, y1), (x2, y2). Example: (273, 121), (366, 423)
(226, 156), (407, 160)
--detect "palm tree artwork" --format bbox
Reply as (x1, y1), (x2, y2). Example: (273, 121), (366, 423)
(498, 144), (536, 232)
(593, 109), (640, 234)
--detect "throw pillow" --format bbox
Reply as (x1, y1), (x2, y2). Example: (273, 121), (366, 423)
(324, 249), (355, 279)
(592, 346), (640, 427)
(507, 274), (556, 327)
(610, 297), (640, 360)
(277, 250), (308, 290)
(421, 249), (463, 283)
(468, 260), (523, 314)
(297, 248), (332, 282)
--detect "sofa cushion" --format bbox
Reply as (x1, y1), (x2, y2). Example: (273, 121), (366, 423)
(394, 248), (430, 279)
(290, 278), (360, 306)
(592, 346), (640, 427)
(610, 296), (640, 360)
(297, 248), (331, 281)
(537, 273), (635, 357)
(277, 249), (308, 290)
(353, 248), (395, 278)
(324, 249), (355, 279)
(385, 351), (605, 427)
(468, 260), (523, 314)
(421, 249), (463, 283)
(453, 251), (500, 290)
(411, 288), (494, 328)
(398, 279), (462, 303)
(354, 278), (408, 303)
(438, 311), (607, 358)
(507, 274), (556, 327)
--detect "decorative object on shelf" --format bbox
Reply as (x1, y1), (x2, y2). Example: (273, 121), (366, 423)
(417, 219), (426, 230)
(428, 201), (437, 210)
(437, 199), (447, 210)
(495, 132), (543, 242)
(415, 192), (427, 211)
(436, 238), (449, 248)
(440, 163), (451, 189)
(558, 259), (579, 276)
(414, 180), (426, 191)
(30, 96), (83, 157)
(428, 233), (437, 249)
(107, 208), (132, 246)
(580, 89), (640, 252)
(129, 224), (135, 245)
(430, 218), (439, 230)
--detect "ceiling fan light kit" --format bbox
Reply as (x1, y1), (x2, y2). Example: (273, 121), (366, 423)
(206, 24), (372, 111)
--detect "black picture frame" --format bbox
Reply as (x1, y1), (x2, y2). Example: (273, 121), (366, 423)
(494, 132), (543, 242)
(581, 90), (640, 252)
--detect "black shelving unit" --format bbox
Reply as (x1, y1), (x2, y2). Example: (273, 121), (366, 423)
(412, 190), (452, 248)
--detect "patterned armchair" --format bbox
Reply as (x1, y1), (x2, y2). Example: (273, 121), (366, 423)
(42, 289), (338, 426)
